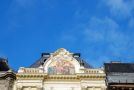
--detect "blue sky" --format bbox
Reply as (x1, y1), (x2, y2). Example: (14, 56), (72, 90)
(0, 0), (134, 70)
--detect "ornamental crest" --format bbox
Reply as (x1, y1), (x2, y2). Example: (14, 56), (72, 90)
(48, 48), (75, 75)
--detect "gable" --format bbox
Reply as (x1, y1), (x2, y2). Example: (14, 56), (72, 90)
(43, 48), (81, 74)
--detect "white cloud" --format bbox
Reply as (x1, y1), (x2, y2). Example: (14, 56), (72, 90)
(102, 0), (134, 18)
(84, 17), (118, 42)
(83, 17), (129, 56)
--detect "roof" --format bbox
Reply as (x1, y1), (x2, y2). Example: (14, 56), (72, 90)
(104, 62), (134, 84)
(104, 63), (134, 73)
(30, 53), (91, 68)
(29, 53), (49, 68)
(0, 58), (9, 71)
(107, 73), (134, 83)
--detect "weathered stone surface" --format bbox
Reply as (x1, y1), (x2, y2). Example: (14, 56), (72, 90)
(0, 58), (16, 90)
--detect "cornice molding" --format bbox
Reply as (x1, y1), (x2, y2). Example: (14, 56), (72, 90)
(16, 73), (105, 80)
(0, 71), (16, 79)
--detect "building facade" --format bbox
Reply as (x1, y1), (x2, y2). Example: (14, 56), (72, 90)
(14, 48), (106, 90)
(1, 48), (134, 90)
(104, 62), (134, 90)
(0, 58), (16, 90)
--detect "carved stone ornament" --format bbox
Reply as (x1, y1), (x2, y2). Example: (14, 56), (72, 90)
(47, 48), (75, 75)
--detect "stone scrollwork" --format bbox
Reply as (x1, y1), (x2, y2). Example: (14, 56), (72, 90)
(52, 48), (71, 57)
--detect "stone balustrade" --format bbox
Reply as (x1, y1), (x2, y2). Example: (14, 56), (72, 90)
(18, 67), (44, 74)
(85, 69), (104, 74)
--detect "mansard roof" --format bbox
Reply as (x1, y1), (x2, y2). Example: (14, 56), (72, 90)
(30, 49), (91, 68)
(29, 53), (49, 68)
(104, 62), (134, 73)
(104, 62), (134, 84)
(107, 73), (134, 84)
(0, 58), (10, 71)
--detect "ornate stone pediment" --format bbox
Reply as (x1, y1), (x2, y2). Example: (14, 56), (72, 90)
(47, 48), (74, 63)
(43, 48), (80, 74)
(52, 48), (72, 57)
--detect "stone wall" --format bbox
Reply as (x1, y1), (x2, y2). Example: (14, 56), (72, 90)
(0, 72), (16, 90)
(0, 80), (6, 90)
